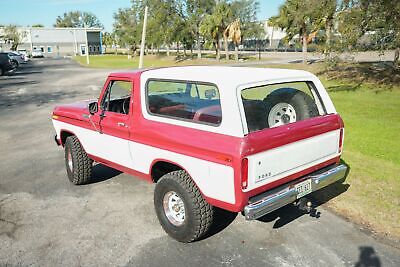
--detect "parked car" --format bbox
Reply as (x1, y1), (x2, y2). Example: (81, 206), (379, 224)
(8, 52), (26, 68)
(31, 49), (44, 58)
(17, 49), (30, 62)
(0, 52), (16, 76)
(52, 66), (347, 242)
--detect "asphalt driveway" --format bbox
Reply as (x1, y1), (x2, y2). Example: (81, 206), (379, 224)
(0, 58), (399, 266)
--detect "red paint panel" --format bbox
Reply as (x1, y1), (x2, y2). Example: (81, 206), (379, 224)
(130, 120), (241, 167)
(241, 114), (342, 157)
(53, 100), (93, 121)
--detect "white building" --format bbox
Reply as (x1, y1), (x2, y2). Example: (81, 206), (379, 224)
(264, 21), (287, 49)
(0, 27), (103, 57)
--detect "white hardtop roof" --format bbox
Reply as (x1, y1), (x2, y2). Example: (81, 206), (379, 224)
(143, 66), (315, 89)
(139, 66), (322, 137)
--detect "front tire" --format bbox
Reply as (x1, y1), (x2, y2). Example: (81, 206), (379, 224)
(64, 136), (93, 185)
(154, 170), (214, 242)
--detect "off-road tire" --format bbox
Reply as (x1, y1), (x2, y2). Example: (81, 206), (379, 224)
(154, 170), (214, 242)
(263, 88), (319, 128)
(64, 135), (93, 185)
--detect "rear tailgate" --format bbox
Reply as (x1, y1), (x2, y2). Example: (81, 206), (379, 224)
(242, 114), (343, 191)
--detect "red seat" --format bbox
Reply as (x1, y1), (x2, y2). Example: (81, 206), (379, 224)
(193, 105), (222, 124)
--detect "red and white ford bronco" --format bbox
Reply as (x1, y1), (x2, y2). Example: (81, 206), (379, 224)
(52, 66), (347, 242)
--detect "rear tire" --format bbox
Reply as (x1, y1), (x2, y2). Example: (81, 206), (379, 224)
(64, 136), (93, 185)
(0, 67), (4, 76)
(263, 88), (319, 128)
(154, 170), (214, 242)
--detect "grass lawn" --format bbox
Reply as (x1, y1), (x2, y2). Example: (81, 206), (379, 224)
(73, 54), (224, 69)
(75, 55), (400, 240)
(328, 89), (400, 239)
(73, 53), (274, 69)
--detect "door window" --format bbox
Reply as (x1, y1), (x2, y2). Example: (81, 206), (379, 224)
(101, 80), (132, 115)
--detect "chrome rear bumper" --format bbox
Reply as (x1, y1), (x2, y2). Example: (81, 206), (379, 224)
(243, 164), (348, 220)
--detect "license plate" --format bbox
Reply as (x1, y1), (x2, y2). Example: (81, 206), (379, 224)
(295, 179), (312, 199)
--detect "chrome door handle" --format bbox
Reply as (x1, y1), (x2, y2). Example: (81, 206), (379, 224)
(117, 122), (127, 127)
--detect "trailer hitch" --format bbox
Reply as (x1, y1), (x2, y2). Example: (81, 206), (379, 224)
(294, 197), (320, 218)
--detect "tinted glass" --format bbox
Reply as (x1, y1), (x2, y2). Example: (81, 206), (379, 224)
(241, 81), (324, 133)
(147, 80), (222, 125)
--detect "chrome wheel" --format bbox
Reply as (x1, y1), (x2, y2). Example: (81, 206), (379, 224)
(163, 191), (185, 226)
(67, 149), (73, 172)
(268, 102), (297, 128)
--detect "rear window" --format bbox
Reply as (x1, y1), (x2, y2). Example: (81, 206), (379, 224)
(241, 81), (325, 133)
(146, 80), (222, 126)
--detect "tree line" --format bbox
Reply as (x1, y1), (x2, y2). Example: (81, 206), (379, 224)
(270, 0), (400, 66)
(1, 0), (398, 66)
(108, 0), (263, 61)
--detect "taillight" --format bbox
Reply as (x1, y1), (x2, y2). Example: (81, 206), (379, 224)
(241, 158), (249, 190)
(338, 128), (344, 153)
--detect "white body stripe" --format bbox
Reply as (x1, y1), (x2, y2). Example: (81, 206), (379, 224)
(52, 120), (236, 204)
(245, 129), (341, 191)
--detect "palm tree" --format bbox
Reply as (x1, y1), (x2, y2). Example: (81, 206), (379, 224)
(270, 0), (319, 63)
(223, 19), (241, 61)
(199, 1), (232, 60)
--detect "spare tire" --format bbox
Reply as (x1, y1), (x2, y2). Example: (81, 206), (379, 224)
(263, 88), (319, 128)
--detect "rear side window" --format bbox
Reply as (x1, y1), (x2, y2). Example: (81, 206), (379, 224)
(146, 80), (222, 126)
(241, 81), (326, 133)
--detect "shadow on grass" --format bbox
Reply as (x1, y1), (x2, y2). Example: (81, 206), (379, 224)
(317, 61), (400, 91)
(172, 52), (255, 63)
(326, 83), (364, 92)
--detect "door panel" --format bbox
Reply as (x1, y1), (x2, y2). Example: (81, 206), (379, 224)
(97, 111), (133, 168)
(87, 78), (134, 168)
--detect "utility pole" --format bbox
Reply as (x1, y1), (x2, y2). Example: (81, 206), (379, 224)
(29, 27), (33, 53)
(139, 6), (148, 69)
(73, 29), (78, 55)
(80, 16), (90, 65)
(84, 23), (90, 65)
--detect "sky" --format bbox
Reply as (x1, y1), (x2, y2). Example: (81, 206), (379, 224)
(0, 0), (284, 32)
